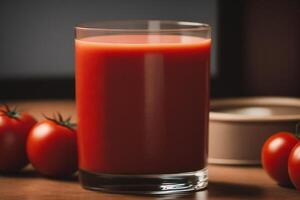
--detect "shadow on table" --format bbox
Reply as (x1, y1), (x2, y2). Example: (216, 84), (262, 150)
(0, 167), (79, 182)
(131, 190), (207, 200)
(0, 168), (38, 178)
(149, 181), (264, 200)
(208, 181), (264, 199)
(0, 169), (264, 200)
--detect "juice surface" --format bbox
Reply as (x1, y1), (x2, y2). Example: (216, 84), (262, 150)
(76, 34), (211, 174)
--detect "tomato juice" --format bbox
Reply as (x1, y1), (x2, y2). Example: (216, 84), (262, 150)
(76, 34), (210, 174)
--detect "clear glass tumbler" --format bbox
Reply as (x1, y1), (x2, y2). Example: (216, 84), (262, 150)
(75, 20), (211, 194)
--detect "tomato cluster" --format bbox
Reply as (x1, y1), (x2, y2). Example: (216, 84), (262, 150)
(0, 105), (77, 178)
(262, 127), (300, 190)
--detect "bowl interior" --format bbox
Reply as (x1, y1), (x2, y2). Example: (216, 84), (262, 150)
(210, 97), (300, 121)
(212, 105), (300, 116)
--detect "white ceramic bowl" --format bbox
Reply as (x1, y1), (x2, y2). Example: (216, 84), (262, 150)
(208, 97), (300, 165)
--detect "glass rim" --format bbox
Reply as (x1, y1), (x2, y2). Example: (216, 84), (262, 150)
(75, 20), (211, 32)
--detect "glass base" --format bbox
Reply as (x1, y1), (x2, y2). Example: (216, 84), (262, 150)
(79, 168), (208, 194)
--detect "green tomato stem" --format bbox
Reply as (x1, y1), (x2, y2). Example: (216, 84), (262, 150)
(43, 113), (76, 130)
(0, 104), (20, 119)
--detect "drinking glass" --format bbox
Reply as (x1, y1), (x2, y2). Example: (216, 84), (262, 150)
(75, 20), (211, 194)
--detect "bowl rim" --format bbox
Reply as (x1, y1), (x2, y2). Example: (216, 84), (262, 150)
(210, 96), (300, 122)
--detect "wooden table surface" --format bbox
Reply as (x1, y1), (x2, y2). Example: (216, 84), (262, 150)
(1, 100), (299, 200)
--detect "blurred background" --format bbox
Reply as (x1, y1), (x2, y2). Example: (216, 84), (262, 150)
(0, 0), (299, 100)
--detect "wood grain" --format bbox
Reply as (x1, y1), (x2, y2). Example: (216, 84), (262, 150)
(0, 100), (298, 200)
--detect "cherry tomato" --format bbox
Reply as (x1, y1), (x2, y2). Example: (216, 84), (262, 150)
(27, 114), (78, 178)
(261, 132), (298, 186)
(0, 105), (37, 172)
(288, 142), (300, 190)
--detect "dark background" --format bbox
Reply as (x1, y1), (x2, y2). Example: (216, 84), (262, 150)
(0, 0), (299, 100)
(0, 0), (217, 100)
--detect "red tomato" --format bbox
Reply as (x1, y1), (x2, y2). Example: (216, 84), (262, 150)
(0, 105), (37, 172)
(261, 132), (298, 186)
(27, 115), (78, 178)
(288, 142), (300, 190)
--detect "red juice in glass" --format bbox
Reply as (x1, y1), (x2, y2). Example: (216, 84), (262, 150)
(75, 20), (211, 194)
